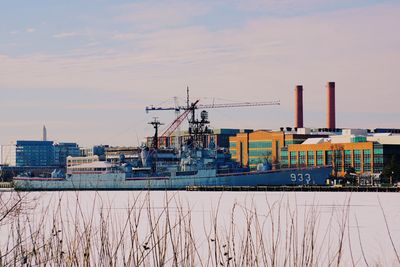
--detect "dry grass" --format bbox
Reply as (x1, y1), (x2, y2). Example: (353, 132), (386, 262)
(0, 191), (397, 266)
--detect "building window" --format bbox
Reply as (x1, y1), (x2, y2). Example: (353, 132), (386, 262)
(249, 150), (272, 157)
(249, 141), (272, 149)
(363, 149), (371, 172)
(299, 151), (306, 167)
(316, 150), (324, 166)
(290, 151), (297, 166)
(373, 154), (384, 173)
(307, 151), (314, 166)
(326, 151), (333, 166)
(354, 150), (361, 172)
(373, 146), (384, 173)
(344, 150), (352, 171)
(334, 150), (343, 172)
(281, 150), (288, 168)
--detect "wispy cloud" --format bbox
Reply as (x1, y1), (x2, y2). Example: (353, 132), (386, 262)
(114, 1), (210, 30)
(52, 32), (79, 39)
(1, 4), (399, 105)
(1, 1), (400, 145)
(232, 0), (395, 15)
(26, 28), (36, 33)
(111, 33), (138, 41)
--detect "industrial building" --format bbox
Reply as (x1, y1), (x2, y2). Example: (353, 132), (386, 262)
(229, 129), (329, 169)
(229, 81), (400, 178)
(282, 131), (400, 177)
(229, 128), (400, 176)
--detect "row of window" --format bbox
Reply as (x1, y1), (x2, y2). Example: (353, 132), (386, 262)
(285, 149), (380, 173)
(288, 149), (372, 158)
(249, 150), (272, 157)
(248, 141), (272, 149)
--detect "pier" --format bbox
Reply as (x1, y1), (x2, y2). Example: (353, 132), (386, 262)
(186, 185), (400, 192)
(0, 182), (13, 190)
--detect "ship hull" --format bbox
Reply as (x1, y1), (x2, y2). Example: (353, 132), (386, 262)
(13, 166), (332, 191)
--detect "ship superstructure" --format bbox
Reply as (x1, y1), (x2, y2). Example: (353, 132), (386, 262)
(13, 91), (332, 190)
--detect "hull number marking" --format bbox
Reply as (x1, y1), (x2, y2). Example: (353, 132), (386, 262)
(290, 173), (311, 184)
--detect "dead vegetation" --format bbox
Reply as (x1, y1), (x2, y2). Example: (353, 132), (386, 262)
(0, 191), (397, 266)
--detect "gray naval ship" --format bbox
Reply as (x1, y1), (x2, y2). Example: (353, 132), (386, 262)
(13, 98), (332, 191)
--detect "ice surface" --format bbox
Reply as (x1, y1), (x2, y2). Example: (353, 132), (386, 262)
(1, 191), (399, 266)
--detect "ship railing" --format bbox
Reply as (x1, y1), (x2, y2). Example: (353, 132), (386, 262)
(67, 170), (122, 175)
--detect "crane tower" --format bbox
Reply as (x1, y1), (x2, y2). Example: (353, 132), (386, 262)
(145, 87), (280, 148)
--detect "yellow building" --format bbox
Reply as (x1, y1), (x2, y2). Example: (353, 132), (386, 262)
(229, 130), (327, 169)
(230, 128), (400, 177)
(282, 140), (381, 176)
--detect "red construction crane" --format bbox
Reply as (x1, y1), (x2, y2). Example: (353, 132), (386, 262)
(145, 88), (280, 138)
(161, 100), (199, 137)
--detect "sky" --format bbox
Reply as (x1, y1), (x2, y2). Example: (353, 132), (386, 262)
(0, 0), (399, 146)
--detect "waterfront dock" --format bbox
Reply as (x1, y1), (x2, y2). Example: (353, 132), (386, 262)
(0, 182), (14, 191)
(0, 182), (13, 188)
(186, 185), (400, 192)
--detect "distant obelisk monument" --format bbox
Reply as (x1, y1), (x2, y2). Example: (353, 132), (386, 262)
(43, 125), (47, 141)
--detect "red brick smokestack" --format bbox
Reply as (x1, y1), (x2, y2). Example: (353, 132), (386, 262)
(295, 85), (303, 128)
(327, 82), (336, 129)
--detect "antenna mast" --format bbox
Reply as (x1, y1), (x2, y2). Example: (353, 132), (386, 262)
(145, 87), (280, 148)
(186, 86), (190, 109)
(148, 117), (164, 149)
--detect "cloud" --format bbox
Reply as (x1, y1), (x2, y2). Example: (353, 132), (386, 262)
(26, 28), (36, 33)
(1, 4), (399, 104)
(1, 2), (399, 145)
(111, 33), (138, 41)
(52, 32), (79, 39)
(0, 97), (143, 111)
(114, 1), (210, 30)
(232, 0), (394, 15)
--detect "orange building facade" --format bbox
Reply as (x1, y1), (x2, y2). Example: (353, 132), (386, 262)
(282, 141), (379, 176)
(229, 130), (390, 176)
(229, 130), (327, 169)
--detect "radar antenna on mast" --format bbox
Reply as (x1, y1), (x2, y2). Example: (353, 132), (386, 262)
(148, 117), (164, 149)
(145, 88), (280, 148)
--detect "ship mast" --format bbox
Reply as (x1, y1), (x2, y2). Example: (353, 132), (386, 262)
(148, 117), (164, 150)
(145, 87), (280, 149)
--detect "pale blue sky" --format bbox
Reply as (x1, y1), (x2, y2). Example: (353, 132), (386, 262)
(1, 0), (399, 146)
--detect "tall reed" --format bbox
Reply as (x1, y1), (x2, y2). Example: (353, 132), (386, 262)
(0, 191), (397, 266)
